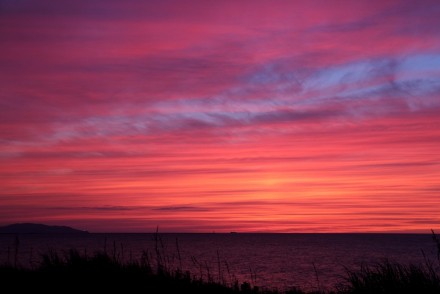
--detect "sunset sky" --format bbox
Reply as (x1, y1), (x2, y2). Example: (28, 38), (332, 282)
(1, 0), (439, 233)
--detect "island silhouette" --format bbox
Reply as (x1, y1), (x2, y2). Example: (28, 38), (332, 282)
(0, 223), (88, 234)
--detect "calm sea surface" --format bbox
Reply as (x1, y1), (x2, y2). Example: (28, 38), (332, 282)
(0, 233), (438, 291)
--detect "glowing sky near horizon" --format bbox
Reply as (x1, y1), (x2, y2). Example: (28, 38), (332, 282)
(1, 0), (440, 232)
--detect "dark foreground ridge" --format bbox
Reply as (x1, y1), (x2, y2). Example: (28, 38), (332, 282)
(1, 246), (440, 293)
(1, 230), (439, 293)
(0, 223), (89, 234)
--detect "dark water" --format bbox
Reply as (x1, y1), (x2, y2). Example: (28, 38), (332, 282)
(0, 233), (438, 291)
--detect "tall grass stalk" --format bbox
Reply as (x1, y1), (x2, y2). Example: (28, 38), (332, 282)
(342, 259), (440, 294)
(432, 229), (440, 263)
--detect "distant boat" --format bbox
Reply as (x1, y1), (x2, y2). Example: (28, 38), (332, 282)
(230, 231), (238, 234)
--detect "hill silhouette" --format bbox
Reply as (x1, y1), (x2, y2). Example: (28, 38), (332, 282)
(0, 223), (88, 234)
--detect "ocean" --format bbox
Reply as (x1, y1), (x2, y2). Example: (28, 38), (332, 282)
(0, 233), (438, 291)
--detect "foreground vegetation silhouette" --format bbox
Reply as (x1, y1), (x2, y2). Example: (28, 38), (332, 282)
(1, 231), (439, 294)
